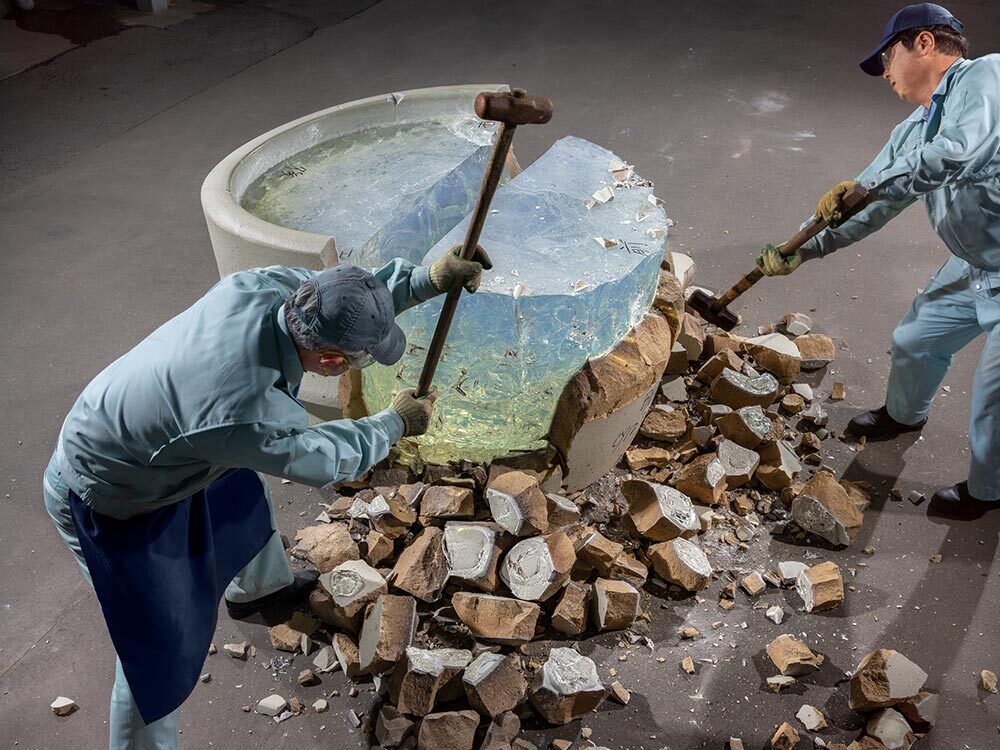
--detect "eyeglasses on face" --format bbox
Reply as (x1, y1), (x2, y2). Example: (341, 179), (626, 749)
(880, 38), (902, 71)
(319, 348), (375, 370)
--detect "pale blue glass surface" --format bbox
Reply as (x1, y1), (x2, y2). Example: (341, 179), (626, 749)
(364, 136), (669, 464)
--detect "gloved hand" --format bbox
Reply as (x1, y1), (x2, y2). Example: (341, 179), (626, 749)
(429, 244), (493, 294)
(390, 386), (439, 437)
(816, 180), (861, 227)
(756, 242), (803, 276)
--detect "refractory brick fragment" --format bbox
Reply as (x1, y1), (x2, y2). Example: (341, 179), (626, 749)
(486, 471), (549, 537)
(710, 368), (780, 409)
(529, 647), (606, 725)
(850, 649), (928, 711)
(358, 594), (417, 675)
(499, 531), (576, 602)
(462, 652), (528, 717)
(766, 634), (824, 676)
(389, 647), (472, 716)
(648, 537), (713, 591)
(451, 593), (541, 645)
(622, 479), (700, 541)
(795, 561), (844, 612)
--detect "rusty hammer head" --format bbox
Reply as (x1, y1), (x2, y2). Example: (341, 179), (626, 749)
(686, 288), (740, 331)
(475, 88), (553, 126)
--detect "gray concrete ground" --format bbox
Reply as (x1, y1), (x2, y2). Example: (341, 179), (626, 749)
(2, 1), (999, 748)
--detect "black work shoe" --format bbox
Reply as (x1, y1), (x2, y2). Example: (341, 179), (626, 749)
(846, 406), (926, 439)
(225, 569), (319, 619)
(929, 482), (1000, 519)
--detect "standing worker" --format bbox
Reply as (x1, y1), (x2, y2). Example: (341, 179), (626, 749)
(42, 246), (490, 749)
(756, 3), (1000, 516)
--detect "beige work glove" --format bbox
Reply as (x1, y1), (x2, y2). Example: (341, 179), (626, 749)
(756, 242), (802, 277)
(816, 180), (861, 227)
(390, 386), (439, 437)
(428, 244), (493, 294)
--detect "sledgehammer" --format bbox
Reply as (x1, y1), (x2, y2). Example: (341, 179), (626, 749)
(415, 88), (553, 396)
(686, 184), (871, 331)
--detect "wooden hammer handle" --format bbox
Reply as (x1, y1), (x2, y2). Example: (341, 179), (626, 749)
(713, 184), (871, 311)
(779, 183), (870, 257)
(416, 123), (516, 397)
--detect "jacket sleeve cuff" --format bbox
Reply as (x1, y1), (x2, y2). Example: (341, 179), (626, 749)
(799, 238), (825, 262)
(371, 408), (406, 444)
(409, 265), (440, 305)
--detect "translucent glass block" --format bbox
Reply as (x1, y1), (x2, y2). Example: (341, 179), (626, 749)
(363, 136), (669, 465)
(240, 118), (498, 267)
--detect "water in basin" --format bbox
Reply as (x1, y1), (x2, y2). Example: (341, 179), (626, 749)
(240, 118), (499, 267)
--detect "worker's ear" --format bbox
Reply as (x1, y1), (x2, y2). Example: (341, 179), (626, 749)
(916, 29), (936, 56)
(318, 350), (346, 368)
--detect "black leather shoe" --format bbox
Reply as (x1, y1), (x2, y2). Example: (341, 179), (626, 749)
(929, 482), (999, 519)
(847, 406), (926, 439)
(225, 569), (319, 619)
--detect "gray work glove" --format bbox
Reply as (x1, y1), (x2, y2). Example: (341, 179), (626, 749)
(390, 386), (439, 437)
(756, 242), (803, 277)
(428, 244), (493, 294)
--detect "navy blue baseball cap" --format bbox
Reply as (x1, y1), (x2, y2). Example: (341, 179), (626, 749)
(859, 3), (964, 76)
(285, 265), (405, 365)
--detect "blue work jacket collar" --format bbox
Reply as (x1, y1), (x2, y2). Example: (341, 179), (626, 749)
(920, 58), (965, 133)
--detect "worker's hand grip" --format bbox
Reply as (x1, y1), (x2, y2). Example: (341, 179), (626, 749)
(780, 184), (870, 257)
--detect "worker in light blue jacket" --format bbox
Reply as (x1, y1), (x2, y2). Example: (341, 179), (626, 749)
(756, 4), (1000, 517)
(42, 245), (490, 750)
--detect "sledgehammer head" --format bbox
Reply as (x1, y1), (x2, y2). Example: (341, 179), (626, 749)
(687, 288), (740, 331)
(475, 89), (553, 125)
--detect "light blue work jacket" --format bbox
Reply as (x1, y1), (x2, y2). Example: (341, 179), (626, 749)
(801, 55), (1000, 272)
(46, 260), (438, 519)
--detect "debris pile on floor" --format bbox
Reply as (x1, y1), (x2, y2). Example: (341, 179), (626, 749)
(220, 256), (949, 749)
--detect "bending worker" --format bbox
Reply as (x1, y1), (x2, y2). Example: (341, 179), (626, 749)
(757, 3), (999, 515)
(42, 245), (490, 749)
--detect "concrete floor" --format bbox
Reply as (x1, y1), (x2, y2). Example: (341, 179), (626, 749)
(2, 1), (999, 747)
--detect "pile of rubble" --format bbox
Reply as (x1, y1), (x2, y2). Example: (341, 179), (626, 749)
(237, 258), (956, 749)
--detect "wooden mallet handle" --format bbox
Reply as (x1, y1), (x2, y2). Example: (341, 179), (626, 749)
(713, 184), (871, 311)
(415, 90), (553, 398)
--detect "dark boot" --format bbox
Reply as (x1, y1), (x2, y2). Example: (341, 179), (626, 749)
(847, 405), (926, 439)
(929, 482), (1000, 519)
(225, 569), (319, 619)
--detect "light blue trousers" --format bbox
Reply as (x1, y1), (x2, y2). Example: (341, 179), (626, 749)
(885, 255), (1000, 500)
(43, 467), (294, 750)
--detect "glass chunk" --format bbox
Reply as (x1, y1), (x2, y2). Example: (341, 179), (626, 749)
(363, 136), (670, 464)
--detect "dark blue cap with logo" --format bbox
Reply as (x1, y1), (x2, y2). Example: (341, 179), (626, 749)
(859, 3), (964, 76)
(286, 265), (406, 365)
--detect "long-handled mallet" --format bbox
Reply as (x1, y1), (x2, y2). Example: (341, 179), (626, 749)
(415, 89), (553, 397)
(686, 184), (871, 331)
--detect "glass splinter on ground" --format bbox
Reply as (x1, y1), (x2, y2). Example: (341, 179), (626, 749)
(363, 136), (670, 465)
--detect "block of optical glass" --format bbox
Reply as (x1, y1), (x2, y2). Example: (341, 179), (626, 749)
(363, 136), (669, 464)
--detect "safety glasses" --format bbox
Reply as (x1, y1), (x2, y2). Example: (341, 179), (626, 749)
(880, 39), (901, 71)
(321, 348), (375, 370)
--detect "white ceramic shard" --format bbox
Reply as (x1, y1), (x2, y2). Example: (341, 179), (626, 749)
(443, 522), (500, 588)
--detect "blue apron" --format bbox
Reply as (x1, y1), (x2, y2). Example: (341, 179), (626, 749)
(69, 468), (274, 724)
